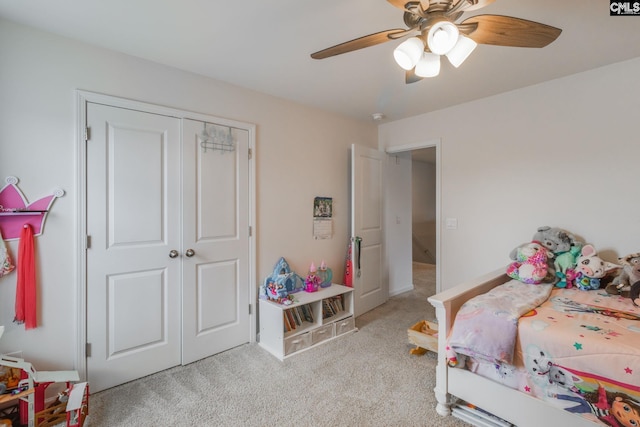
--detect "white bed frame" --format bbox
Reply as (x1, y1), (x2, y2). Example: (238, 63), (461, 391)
(428, 268), (600, 427)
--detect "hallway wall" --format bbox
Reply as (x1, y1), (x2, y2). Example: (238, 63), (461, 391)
(385, 152), (413, 296)
(412, 158), (436, 264)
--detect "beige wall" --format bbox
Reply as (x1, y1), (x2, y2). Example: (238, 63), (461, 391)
(412, 159), (436, 264)
(380, 57), (640, 290)
(385, 152), (413, 296)
(0, 19), (377, 368)
(412, 159), (436, 224)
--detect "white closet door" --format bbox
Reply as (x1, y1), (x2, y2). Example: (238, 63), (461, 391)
(181, 119), (251, 365)
(86, 103), (181, 392)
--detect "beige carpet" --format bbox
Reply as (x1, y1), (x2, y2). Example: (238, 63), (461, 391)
(412, 261), (437, 300)
(88, 263), (468, 426)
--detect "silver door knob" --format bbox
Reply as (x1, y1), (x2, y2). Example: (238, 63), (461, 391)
(185, 249), (195, 257)
(169, 250), (179, 258)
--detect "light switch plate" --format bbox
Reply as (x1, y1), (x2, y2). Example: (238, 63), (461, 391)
(446, 218), (458, 230)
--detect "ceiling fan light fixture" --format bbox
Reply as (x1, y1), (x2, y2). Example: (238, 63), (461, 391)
(414, 52), (440, 78)
(393, 37), (425, 70)
(427, 21), (459, 55)
(446, 35), (477, 68)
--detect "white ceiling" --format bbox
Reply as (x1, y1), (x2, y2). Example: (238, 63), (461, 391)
(1, 1), (639, 122)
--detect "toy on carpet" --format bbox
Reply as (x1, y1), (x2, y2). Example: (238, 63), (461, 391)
(506, 241), (554, 284)
(259, 257), (304, 303)
(606, 252), (640, 306)
(573, 244), (620, 291)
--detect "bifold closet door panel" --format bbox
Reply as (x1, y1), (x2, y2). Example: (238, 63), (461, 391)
(86, 102), (182, 392)
(181, 119), (251, 365)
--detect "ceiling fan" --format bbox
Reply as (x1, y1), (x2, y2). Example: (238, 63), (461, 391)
(310, 0), (562, 83)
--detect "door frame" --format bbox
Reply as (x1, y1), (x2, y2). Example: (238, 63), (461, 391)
(75, 90), (256, 380)
(385, 138), (441, 294)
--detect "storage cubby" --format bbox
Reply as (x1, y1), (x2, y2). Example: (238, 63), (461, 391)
(258, 284), (356, 360)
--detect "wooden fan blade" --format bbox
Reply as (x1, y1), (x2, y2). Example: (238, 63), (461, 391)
(406, 68), (423, 84)
(461, 15), (561, 48)
(311, 29), (409, 59)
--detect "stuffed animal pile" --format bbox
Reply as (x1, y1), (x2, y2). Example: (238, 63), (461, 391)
(532, 226), (582, 286)
(506, 227), (638, 306)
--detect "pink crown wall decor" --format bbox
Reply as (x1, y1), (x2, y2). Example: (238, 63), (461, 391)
(0, 176), (65, 240)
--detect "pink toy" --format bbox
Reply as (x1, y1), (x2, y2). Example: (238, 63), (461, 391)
(573, 244), (619, 290)
(506, 241), (554, 284)
(304, 262), (320, 292)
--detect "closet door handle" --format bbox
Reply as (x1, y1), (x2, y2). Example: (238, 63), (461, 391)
(185, 249), (195, 257)
(169, 250), (179, 258)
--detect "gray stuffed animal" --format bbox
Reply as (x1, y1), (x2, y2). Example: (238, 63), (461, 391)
(532, 226), (579, 253)
(607, 252), (640, 306)
(532, 226), (581, 285)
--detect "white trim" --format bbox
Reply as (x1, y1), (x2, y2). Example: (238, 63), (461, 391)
(389, 284), (415, 297)
(75, 92), (88, 381)
(385, 138), (442, 293)
(75, 90), (256, 379)
(385, 138), (441, 154)
(247, 124), (257, 343)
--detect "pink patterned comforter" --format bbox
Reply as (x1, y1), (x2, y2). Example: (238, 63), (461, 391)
(464, 287), (640, 427)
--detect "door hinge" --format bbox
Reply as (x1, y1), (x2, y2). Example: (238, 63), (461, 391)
(86, 343), (92, 357)
(249, 304), (252, 315)
(84, 127), (91, 142)
(249, 226), (252, 237)
(248, 148), (252, 160)
(86, 235), (91, 249)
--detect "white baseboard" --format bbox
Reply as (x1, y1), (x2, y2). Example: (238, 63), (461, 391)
(389, 284), (414, 297)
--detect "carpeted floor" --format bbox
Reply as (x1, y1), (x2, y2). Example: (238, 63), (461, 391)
(88, 263), (469, 426)
(412, 261), (437, 301)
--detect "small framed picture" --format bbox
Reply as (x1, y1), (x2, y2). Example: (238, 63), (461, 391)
(314, 197), (332, 218)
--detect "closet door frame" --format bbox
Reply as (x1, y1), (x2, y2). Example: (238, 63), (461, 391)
(75, 90), (256, 380)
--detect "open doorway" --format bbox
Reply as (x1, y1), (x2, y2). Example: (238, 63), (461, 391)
(385, 139), (440, 298)
(410, 148), (437, 299)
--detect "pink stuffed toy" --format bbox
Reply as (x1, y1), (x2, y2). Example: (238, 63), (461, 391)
(573, 244), (619, 291)
(507, 241), (554, 284)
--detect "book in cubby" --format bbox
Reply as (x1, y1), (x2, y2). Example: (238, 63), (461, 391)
(322, 295), (344, 319)
(282, 303), (315, 332)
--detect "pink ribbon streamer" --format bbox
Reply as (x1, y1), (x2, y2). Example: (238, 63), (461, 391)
(14, 224), (36, 329)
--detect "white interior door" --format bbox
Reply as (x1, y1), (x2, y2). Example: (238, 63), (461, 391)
(351, 144), (387, 316)
(86, 103), (181, 392)
(181, 119), (251, 365)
